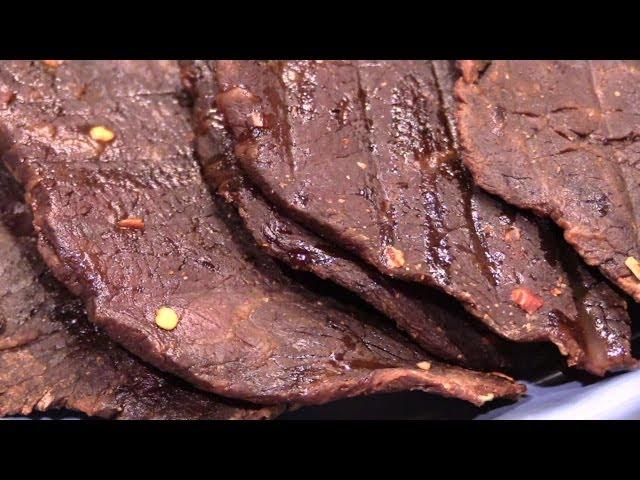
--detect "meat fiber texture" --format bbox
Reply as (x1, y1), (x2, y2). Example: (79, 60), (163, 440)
(0, 165), (279, 419)
(457, 60), (640, 305)
(0, 60), (524, 407)
(182, 60), (525, 373)
(202, 60), (635, 375)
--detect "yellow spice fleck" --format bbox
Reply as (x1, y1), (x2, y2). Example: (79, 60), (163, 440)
(478, 393), (495, 403)
(416, 361), (431, 371)
(383, 245), (406, 268)
(89, 125), (116, 143)
(155, 307), (180, 331)
(625, 256), (640, 280)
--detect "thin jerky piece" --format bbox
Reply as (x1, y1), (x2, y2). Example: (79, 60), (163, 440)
(0, 60), (524, 406)
(207, 60), (634, 375)
(457, 60), (640, 303)
(0, 166), (278, 419)
(183, 60), (514, 371)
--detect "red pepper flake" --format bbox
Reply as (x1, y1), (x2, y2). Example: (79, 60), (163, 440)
(383, 245), (406, 268)
(510, 287), (543, 314)
(0, 89), (15, 107)
(42, 60), (64, 68)
(117, 217), (145, 230)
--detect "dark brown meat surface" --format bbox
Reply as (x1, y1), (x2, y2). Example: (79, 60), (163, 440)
(457, 60), (640, 304)
(0, 166), (279, 419)
(0, 60), (524, 406)
(182, 60), (516, 372)
(204, 59), (635, 375)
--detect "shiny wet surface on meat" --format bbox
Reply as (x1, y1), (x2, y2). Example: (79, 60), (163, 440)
(191, 60), (635, 375)
(0, 60), (524, 407)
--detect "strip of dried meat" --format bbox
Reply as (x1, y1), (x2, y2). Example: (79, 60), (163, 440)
(204, 60), (635, 375)
(182, 60), (515, 372)
(0, 166), (279, 419)
(0, 60), (524, 406)
(457, 60), (640, 304)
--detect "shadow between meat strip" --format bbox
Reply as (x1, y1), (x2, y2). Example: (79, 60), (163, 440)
(182, 60), (517, 372)
(456, 60), (640, 305)
(0, 166), (278, 419)
(0, 60), (524, 407)
(204, 59), (635, 375)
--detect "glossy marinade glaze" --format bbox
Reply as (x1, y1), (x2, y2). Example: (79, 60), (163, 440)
(0, 60), (524, 407)
(182, 60), (523, 372)
(457, 60), (640, 304)
(0, 165), (279, 419)
(202, 60), (635, 375)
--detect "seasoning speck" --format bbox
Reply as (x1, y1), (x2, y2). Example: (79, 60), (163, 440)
(155, 307), (179, 331)
(510, 287), (543, 314)
(416, 361), (431, 371)
(478, 393), (495, 403)
(550, 287), (563, 297)
(117, 217), (144, 230)
(42, 60), (64, 68)
(614, 91), (621, 97)
(356, 161), (367, 170)
(625, 256), (640, 280)
(383, 246), (405, 268)
(0, 89), (15, 106)
(249, 111), (264, 127)
(89, 125), (115, 143)
(503, 226), (521, 242)
(156, 307), (180, 330)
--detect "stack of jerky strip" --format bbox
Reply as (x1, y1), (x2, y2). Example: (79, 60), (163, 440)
(0, 59), (631, 420)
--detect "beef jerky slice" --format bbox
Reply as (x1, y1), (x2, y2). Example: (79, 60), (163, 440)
(182, 60), (514, 372)
(0, 60), (524, 406)
(0, 167), (278, 419)
(457, 60), (640, 303)
(208, 60), (634, 375)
